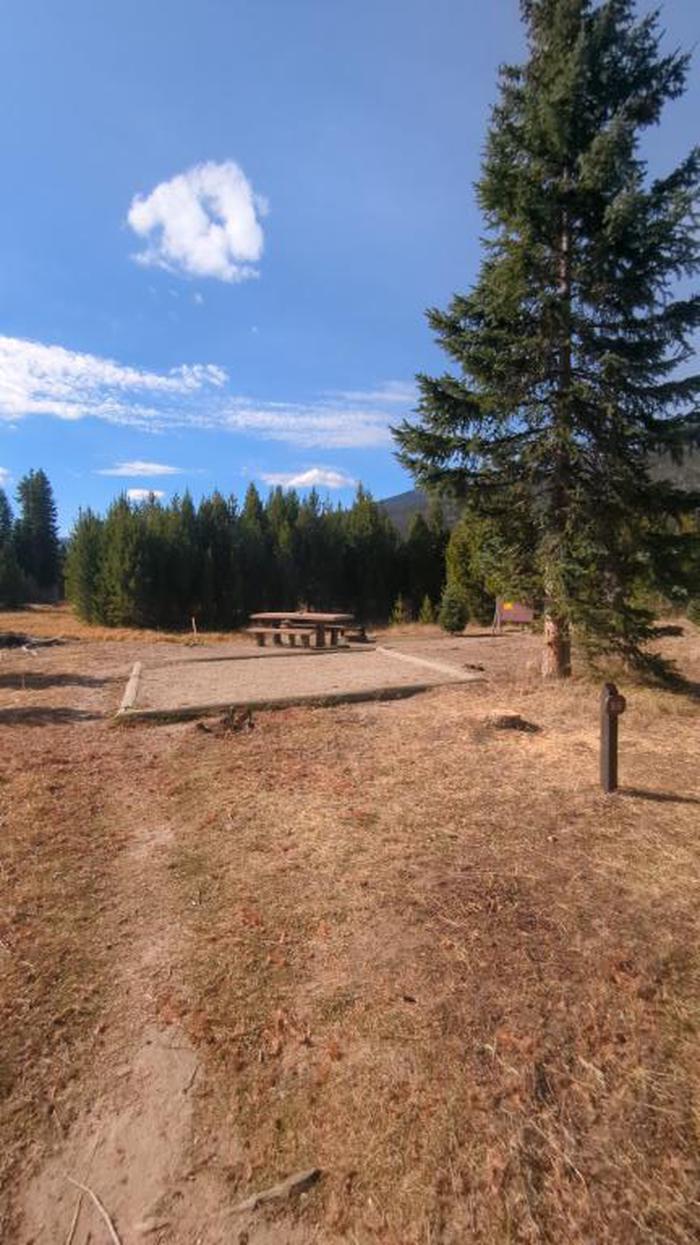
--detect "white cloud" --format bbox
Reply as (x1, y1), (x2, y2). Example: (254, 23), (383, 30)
(98, 460), (181, 477)
(0, 336), (226, 425)
(330, 381), (417, 405)
(127, 160), (266, 283)
(0, 335), (412, 450)
(126, 488), (166, 502)
(0, 467), (10, 487)
(220, 400), (394, 449)
(260, 467), (356, 490)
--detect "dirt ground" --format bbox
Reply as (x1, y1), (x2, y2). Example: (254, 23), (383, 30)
(2, 607), (700, 1244)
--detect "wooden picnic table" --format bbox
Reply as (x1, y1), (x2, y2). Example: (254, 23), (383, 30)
(248, 611), (357, 649)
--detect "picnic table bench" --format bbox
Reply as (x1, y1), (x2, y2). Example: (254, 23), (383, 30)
(247, 611), (359, 649)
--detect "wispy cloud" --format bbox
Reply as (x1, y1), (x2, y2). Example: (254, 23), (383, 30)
(0, 467), (10, 487)
(0, 335), (412, 450)
(98, 460), (182, 477)
(220, 401), (394, 449)
(0, 336), (226, 424)
(127, 160), (267, 283)
(126, 487), (166, 502)
(259, 467), (356, 490)
(328, 381), (416, 405)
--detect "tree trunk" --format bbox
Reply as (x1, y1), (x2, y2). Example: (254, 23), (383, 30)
(542, 608), (572, 678)
(541, 206), (573, 681)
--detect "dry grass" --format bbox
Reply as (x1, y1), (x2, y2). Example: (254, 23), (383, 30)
(1, 608), (699, 1242)
(0, 717), (126, 1198)
(162, 626), (700, 1243)
(0, 602), (244, 645)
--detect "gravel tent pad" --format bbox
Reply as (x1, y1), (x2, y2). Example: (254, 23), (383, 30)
(118, 645), (482, 721)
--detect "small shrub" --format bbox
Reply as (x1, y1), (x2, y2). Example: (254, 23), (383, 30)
(391, 593), (411, 625)
(439, 584), (469, 633)
(419, 594), (436, 624)
(687, 598), (700, 626)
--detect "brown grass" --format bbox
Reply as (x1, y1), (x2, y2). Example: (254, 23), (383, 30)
(163, 628), (700, 1243)
(1, 608), (699, 1242)
(0, 715), (126, 1195)
(0, 602), (244, 645)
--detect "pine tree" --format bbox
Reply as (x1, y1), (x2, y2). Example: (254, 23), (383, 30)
(240, 483), (272, 612)
(445, 517), (496, 627)
(0, 488), (24, 606)
(394, 0), (700, 677)
(96, 496), (145, 626)
(196, 492), (241, 628)
(65, 509), (104, 621)
(405, 513), (442, 612)
(419, 594), (436, 624)
(0, 489), (12, 545)
(344, 486), (400, 619)
(14, 469), (61, 597)
(438, 583), (469, 633)
(391, 593), (411, 625)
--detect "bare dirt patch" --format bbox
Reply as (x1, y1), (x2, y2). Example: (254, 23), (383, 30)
(2, 606), (700, 1243)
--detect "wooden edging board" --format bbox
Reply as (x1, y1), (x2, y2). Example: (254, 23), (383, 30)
(376, 645), (479, 680)
(154, 644), (376, 668)
(118, 661), (142, 714)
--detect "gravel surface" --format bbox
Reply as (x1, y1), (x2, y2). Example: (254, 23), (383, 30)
(131, 646), (478, 716)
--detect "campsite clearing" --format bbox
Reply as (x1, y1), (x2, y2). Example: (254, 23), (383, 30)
(2, 609), (700, 1244)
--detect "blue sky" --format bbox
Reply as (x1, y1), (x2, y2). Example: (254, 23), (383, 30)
(0, 0), (698, 532)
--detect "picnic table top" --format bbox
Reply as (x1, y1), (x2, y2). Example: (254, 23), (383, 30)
(249, 611), (355, 625)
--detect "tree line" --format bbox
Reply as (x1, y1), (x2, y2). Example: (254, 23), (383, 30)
(64, 483), (450, 629)
(1, 463), (697, 642)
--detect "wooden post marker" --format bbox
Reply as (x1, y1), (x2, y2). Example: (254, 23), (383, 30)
(600, 682), (626, 793)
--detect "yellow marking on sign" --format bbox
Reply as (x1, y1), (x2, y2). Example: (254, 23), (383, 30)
(503, 601), (514, 610)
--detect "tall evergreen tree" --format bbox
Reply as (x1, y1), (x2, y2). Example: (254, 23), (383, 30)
(404, 513), (440, 611)
(444, 516), (497, 627)
(394, 0), (700, 677)
(64, 509), (104, 621)
(14, 469), (61, 597)
(96, 496), (145, 626)
(0, 488), (24, 606)
(239, 483), (272, 612)
(344, 486), (400, 619)
(0, 489), (12, 546)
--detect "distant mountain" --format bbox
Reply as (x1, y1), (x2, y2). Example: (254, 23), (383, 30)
(379, 488), (462, 534)
(651, 447), (700, 492)
(379, 489), (431, 534)
(381, 449), (700, 535)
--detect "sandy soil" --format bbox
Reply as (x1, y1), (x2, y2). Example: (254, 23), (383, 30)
(2, 612), (700, 1244)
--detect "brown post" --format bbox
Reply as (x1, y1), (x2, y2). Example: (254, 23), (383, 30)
(600, 682), (626, 793)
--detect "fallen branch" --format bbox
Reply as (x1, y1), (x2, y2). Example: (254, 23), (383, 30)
(0, 632), (62, 649)
(65, 1137), (100, 1245)
(66, 1176), (123, 1245)
(234, 1167), (321, 1213)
